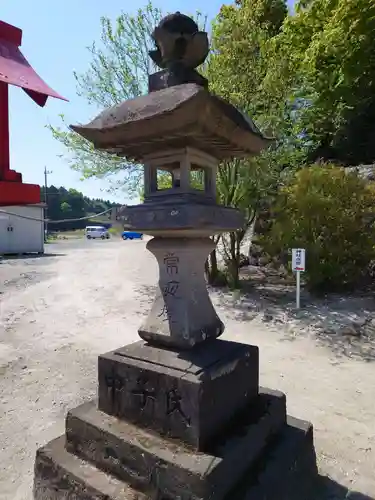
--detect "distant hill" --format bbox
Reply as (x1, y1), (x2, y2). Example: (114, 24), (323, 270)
(46, 185), (121, 231)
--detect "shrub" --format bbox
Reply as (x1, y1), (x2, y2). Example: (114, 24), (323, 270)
(261, 165), (375, 292)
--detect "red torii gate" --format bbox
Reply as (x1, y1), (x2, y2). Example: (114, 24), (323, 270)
(0, 20), (67, 206)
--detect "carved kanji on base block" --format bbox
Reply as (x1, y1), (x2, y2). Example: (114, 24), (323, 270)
(33, 12), (318, 500)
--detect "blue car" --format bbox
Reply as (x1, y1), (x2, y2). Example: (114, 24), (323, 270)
(121, 231), (143, 240)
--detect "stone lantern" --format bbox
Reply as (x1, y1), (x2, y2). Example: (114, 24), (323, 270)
(67, 14), (269, 351)
(33, 12), (317, 500)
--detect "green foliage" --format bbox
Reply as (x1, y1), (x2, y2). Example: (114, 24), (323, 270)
(209, 0), (375, 288)
(208, 0), (288, 132)
(47, 185), (120, 231)
(138, 170), (206, 201)
(266, 0), (375, 164)
(60, 201), (72, 213)
(263, 165), (375, 291)
(48, 2), (163, 197)
(206, 0), (289, 287)
(216, 156), (281, 287)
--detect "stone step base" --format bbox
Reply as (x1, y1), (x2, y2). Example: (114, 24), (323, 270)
(34, 416), (317, 500)
(33, 435), (149, 500)
(231, 416), (318, 500)
(66, 388), (286, 499)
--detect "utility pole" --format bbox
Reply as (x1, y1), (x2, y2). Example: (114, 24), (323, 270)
(44, 167), (52, 241)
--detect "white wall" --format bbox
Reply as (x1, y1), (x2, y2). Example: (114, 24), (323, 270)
(0, 205), (44, 255)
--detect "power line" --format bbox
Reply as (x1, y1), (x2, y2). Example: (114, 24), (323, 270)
(0, 206), (117, 224)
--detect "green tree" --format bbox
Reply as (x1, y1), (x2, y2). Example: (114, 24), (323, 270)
(217, 158), (280, 287)
(60, 201), (72, 213)
(46, 186), (120, 231)
(266, 0), (375, 165)
(205, 0), (289, 286)
(262, 165), (375, 291)
(49, 2), (163, 197)
(207, 0), (288, 131)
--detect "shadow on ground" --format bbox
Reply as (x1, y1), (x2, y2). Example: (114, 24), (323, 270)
(1, 252), (65, 261)
(131, 286), (374, 499)
(134, 280), (375, 362)
(214, 283), (375, 362)
(134, 284), (155, 314)
(315, 475), (374, 499)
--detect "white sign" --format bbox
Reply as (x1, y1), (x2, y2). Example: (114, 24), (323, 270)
(292, 248), (306, 272)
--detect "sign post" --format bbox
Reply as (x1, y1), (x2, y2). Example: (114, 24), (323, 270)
(292, 248), (305, 309)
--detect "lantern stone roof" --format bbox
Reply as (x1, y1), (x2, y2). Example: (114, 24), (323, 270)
(70, 83), (272, 161)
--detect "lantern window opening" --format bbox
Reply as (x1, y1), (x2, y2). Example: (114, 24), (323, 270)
(156, 167), (174, 191)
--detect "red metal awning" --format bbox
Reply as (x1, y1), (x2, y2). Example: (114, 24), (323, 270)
(0, 19), (67, 106)
(0, 20), (68, 206)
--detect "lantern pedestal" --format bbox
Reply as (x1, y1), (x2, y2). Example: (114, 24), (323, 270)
(34, 338), (317, 500)
(34, 383), (317, 500)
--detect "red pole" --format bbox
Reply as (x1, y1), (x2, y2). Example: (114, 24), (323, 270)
(0, 80), (10, 177)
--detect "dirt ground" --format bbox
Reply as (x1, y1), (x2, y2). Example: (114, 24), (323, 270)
(0, 238), (374, 500)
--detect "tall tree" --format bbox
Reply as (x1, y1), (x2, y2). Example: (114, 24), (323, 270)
(205, 0), (289, 287)
(49, 2), (163, 197)
(207, 0), (288, 130)
(266, 0), (375, 165)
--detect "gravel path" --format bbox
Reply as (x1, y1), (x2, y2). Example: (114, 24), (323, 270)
(0, 238), (374, 499)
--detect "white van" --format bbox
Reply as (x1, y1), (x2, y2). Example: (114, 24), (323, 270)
(85, 226), (110, 240)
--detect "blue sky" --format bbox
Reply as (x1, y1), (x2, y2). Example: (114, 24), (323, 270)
(2, 0), (290, 203)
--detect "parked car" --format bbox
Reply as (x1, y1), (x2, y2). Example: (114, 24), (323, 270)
(85, 225), (110, 240)
(121, 231), (143, 240)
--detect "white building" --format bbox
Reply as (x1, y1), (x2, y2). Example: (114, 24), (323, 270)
(0, 204), (45, 255)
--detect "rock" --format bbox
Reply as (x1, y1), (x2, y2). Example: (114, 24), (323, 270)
(322, 326), (337, 336)
(265, 263), (276, 271)
(338, 324), (362, 337)
(239, 254), (250, 268)
(361, 317), (375, 336)
(319, 319), (363, 337)
(279, 264), (289, 277)
(263, 307), (280, 322)
(249, 256), (259, 266)
(259, 255), (271, 266)
(263, 311), (274, 322)
(250, 244), (262, 257)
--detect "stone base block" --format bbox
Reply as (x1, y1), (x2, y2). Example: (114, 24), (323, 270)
(66, 388), (286, 500)
(231, 416), (318, 500)
(33, 436), (148, 500)
(98, 339), (259, 449)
